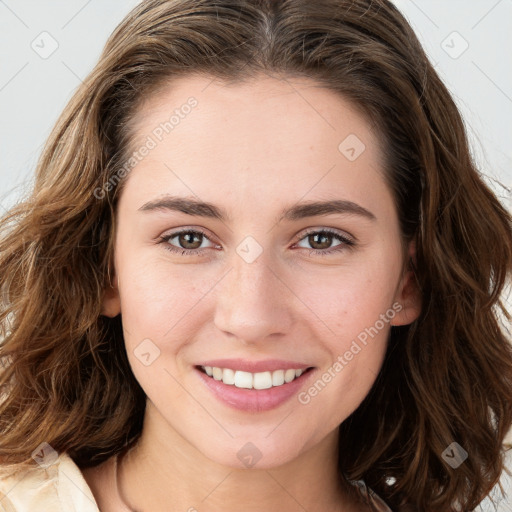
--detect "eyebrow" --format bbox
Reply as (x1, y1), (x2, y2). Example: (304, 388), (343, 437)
(138, 195), (376, 223)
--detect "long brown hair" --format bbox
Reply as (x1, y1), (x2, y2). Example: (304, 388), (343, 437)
(1, 1), (511, 510)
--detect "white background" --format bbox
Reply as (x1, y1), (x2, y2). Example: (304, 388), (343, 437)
(0, 1), (511, 509)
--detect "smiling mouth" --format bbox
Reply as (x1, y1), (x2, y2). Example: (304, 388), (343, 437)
(195, 365), (315, 390)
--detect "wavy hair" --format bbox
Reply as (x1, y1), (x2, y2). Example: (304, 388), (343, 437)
(1, 0), (511, 510)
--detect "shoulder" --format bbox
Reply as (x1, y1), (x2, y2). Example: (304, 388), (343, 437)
(0, 452), (99, 512)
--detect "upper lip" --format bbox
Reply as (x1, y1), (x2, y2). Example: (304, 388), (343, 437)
(196, 358), (314, 373)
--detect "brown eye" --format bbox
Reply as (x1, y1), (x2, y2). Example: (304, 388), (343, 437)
(160, 229), (217, 256)
(307, 232), (334, 250)
(295, 228), (355, 257)
(176, 231), (203, 250)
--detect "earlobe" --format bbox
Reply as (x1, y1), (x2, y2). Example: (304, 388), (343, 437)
(391, 242), (422, 327)
(101, 275), (121, 318)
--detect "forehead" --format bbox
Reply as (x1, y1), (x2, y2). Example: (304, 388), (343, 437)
(130, 73), (381, 154)
(120, 73), (393, 221)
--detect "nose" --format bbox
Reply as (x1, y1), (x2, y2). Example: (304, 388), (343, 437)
(213, 250), (294, 346)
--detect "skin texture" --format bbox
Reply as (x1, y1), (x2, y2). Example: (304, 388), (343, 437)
(83, 73), (421, 512)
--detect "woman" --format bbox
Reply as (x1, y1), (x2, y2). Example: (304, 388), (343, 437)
(0, 0), (511, 510)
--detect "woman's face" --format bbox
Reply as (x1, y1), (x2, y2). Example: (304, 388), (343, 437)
(103, 73), (420, 469)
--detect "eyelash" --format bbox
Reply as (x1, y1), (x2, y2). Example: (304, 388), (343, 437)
(158, 227), (355, 258)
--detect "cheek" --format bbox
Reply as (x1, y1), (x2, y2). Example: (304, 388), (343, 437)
(298, 254), (400, 401)
(115, 256), (209, 398)
(115, 249), (211, 348)
(303, 257), (400, 342)
(298, 280), (395, 428)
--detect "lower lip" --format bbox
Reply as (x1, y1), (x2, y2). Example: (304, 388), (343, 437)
(195, 367), (316, 413)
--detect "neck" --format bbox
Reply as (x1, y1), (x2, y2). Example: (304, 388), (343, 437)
(117, 401), (358, 512)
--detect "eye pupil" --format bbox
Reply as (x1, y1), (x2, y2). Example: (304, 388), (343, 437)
(309, 232), (332, 250)
(179, 232), (202, 249)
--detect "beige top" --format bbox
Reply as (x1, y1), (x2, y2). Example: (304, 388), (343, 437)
(0, 453), (99, 512)
(0, 452), (395, 512)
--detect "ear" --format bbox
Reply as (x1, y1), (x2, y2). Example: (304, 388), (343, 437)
(391, 240), (422, 327)
(101, 272), (121, 318)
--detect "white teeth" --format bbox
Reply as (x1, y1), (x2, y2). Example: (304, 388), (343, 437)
(253, 371), (272, 390)
(272, 370), (285, 386)
(200, 366), (309, 389)
(222, 368), (235, 385)
(284, 369), (296, 383)
(234, 370), (253, 389)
